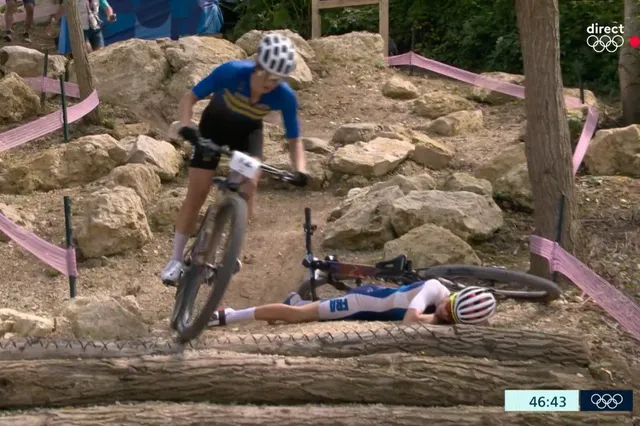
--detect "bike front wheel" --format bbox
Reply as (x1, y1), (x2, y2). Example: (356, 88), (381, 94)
(173, 193), (248, 342)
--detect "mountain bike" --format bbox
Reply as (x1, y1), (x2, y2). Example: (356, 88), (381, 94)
(298, 207), (562, 302)
(171, 135), (301, 343)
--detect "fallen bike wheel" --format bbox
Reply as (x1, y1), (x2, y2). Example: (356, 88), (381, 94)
(172, 194), (248, 343)
(418, 265), (562, 302)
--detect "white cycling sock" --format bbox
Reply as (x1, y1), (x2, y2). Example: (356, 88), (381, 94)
(225, 307), (255, 324)
(171, 231), (190, 262)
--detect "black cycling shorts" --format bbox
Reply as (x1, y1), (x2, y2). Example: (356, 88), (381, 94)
(189, 103), (264, 171)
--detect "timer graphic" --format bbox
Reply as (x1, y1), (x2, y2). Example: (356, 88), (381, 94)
(504, 390), (580, 412)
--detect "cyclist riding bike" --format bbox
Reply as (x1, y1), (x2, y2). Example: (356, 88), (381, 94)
(161, 33), (309, 285)
(207, 280), (497, 327)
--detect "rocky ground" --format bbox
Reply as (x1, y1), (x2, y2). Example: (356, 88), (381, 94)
(0, 27), (639, 422)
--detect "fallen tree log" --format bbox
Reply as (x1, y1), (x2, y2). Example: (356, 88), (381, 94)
(0, 324), (591, 365)
(0, 350), (600, 409)
(0, 402), (631, 426)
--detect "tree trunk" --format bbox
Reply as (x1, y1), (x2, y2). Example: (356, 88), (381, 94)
(515, 0), (576, 278)
(620, 0), (640, 125)
(0, 403), (632, 426)
(0, 351), (600, 409)
(63, 0), (100, 124)
(0, 325), (591, 366)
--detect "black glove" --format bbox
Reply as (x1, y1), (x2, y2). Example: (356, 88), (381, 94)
(178, 126), (199, 144)
(290, 171), (309, 187)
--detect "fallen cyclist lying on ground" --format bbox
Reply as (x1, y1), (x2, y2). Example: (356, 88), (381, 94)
(207, 279), (497, 327)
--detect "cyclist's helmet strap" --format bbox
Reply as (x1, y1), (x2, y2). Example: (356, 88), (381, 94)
(451, 286), (497, 325)
(256, 33), (297, 77)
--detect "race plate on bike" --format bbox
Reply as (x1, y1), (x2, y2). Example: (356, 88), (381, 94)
(229, 151), (261, 179)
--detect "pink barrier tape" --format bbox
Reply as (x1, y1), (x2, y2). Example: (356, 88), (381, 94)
(0, 4), (59, 29)
(386, 52), (599, 175)
(24, 77), (81, 98)
(0, 89), (99, 153)
(0, 213), (77, 276)
(530, 236), (640, 342)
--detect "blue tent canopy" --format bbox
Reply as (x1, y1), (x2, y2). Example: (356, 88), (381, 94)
(58, 0), (224, 54)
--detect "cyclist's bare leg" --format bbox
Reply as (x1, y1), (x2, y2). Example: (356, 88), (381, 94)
(255, 302), (321, 323)
(240, 158), (262, 219)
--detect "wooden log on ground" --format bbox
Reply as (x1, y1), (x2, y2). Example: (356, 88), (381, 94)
(0, 350), (600, 409)
(0, 324), (591, 366)
(0, 402), (632, 426)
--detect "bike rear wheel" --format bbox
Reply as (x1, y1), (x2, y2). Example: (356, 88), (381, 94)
(173, 193), (248, 342)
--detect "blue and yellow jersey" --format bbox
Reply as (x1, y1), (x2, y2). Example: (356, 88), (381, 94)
(192, 60), (301, 139)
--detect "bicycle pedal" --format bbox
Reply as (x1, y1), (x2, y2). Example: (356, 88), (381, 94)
(162, 279), (179, 288)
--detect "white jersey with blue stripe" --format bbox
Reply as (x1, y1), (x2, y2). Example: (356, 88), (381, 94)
(317, 279), (451, 322)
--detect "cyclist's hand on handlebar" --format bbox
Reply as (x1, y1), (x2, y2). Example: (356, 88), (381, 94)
(290, 171), (309, 187)
(178, 126), (199, 144)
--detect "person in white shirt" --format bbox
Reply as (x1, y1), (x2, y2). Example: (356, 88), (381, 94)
(207, 280), (497, 327)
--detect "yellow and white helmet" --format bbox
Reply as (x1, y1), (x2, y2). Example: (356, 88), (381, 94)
(451, 286), (497, 324)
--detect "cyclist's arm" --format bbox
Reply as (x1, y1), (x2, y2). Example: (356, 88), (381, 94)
(402, 280), (448, 325)
(280, 88), (306, 173)
(179, 64), (230, 127)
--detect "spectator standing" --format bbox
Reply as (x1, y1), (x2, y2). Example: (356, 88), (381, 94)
(3, 0), (35, 43)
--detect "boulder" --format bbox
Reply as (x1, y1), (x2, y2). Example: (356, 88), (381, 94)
(584, 125), (640, 177)
(0, 45), (67, 77)
(235, 29), (316, 62)
(474, 143), (526, 183)
(124, 135), (183, 182)
(0, 72), (39, 123)
(104, 164), (161, 207)
(323, 185), (404, 250)
(76, 186), (152, 258)
(148, 188), (208, 233)
(409, 132), (454, 170)
(468, 72), (524, 105)
(329, 137), (414, 176)
(428, 110), (484, 136)
(59, 295), (149, 340)
(0, 309), (54, 337)
(332, 122), (383, 145)
(69, 39), (169, 104)
(0, 134), (127, 194)
(384, 224), (481, 268)
(0, 203), (35, 243)
(309, 31), (384, 65)
(382, 76), (420, 99)
(412, 91), (475, 119)
(300, 137), (333, 154)
(440, 172), (492, 197)
(328, 173), (436, 222)
(390, 190), (504, 241)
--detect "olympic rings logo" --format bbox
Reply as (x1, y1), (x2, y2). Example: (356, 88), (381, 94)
(586, 35), (625, 53)
(590, 393), (624, 409)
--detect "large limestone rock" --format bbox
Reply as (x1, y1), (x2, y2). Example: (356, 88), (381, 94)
(104, 164), (161, 207)
(329, 174), (437, 222)
(441, 172), (492, 197)
(329, 137), (414, 176)
(235, 29), (316, 62)
(412, 91), (475, 119)
(0, 134), (127, 194)
(409, 132), (454, 170)
(584, 125), (640, 177)
(76, 186), (152, 258)
(0, 72), (40, 123)
(474, 143), (526, 183)
(309, 32), (384, 65)
(468, 72), (524, 105)
(323, 185), (404, 250)
(60, 295), (149, 340)
(382, 76), (420, 99)
(0, 203), (35, 242)
(0, 309), (54, 337)
(124, 135), (183, 182)
(384, 224), (481, 268)
(332, 122), (383, 145)
(147, 188), (208, 233)
(390, 190), (504, 241)
(0, 45), (67, 77)
(165, 36), (247, 100)
(300, 137), (333, 154)
(69, 39), (169, 104)
(428, 110), (484, 136)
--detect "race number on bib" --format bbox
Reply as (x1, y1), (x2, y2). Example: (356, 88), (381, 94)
(229, 151), (261, 179)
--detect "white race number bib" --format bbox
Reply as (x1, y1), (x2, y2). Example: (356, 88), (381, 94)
(229, 151), (261, 179)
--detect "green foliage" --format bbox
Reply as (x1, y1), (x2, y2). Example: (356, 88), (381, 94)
(229, 0), (624, 96)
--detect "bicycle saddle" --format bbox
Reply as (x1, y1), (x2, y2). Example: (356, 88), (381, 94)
(374, 254), (408, 275)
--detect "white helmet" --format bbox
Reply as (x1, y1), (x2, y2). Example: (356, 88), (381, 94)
(451, 286), (496, 324)
(256, 33), (297, 77)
